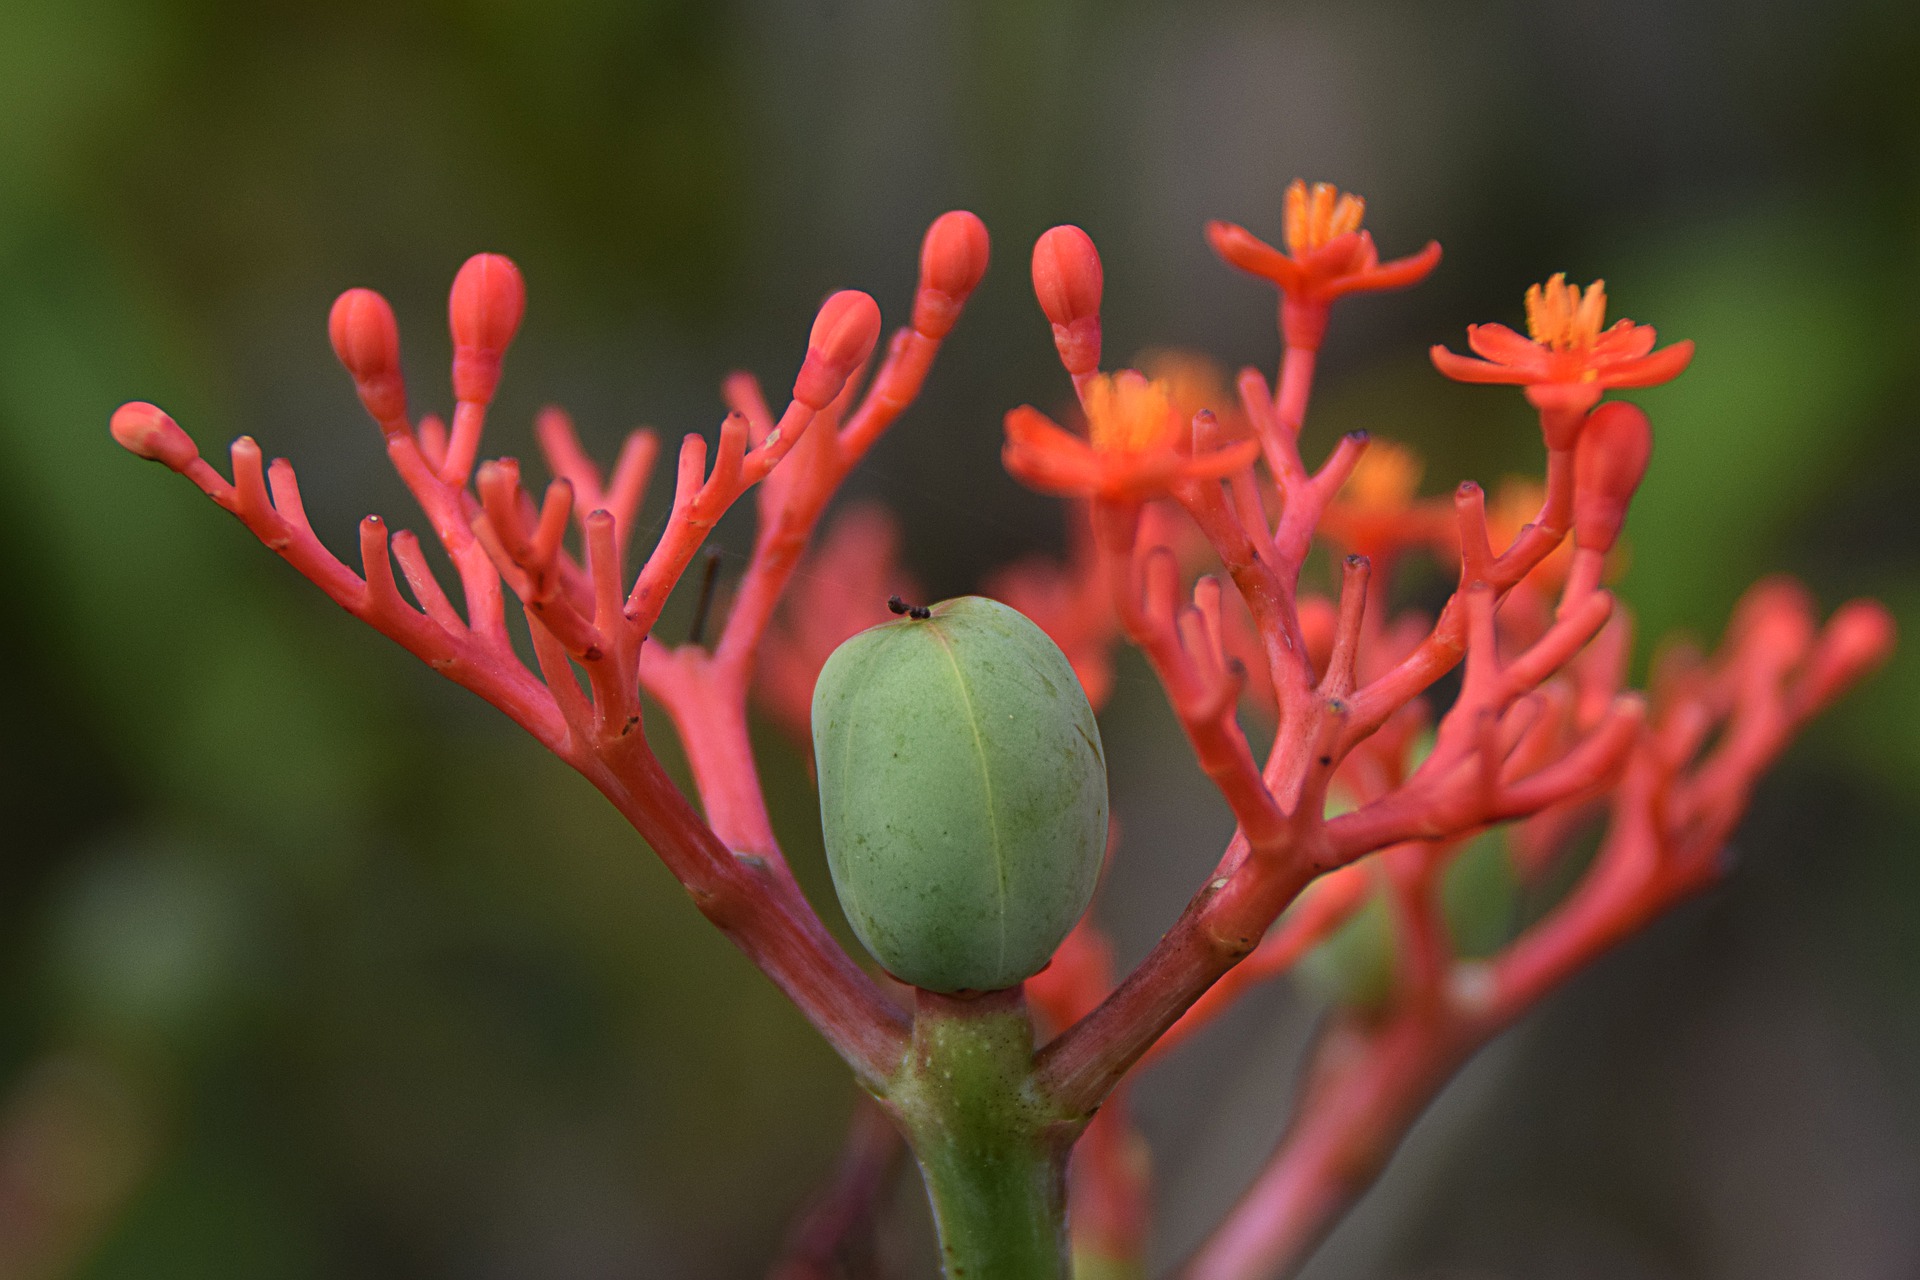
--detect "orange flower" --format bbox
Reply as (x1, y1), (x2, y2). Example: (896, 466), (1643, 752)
(1139, 349), (1250, 442)
(1320, 440), (1450, 559)
(1207, 181), (1442, 346)
(1430, 274), (1694, 423)
(1003, 370), (1259, 501)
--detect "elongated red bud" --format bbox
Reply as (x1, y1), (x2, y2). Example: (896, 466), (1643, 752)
(110, 401), (198, 470)
(449, 253), (526, 404)
(1032, 225), (1103, 376)
(329, 288), (408, 425)
(913, 210), (991, 339)
(794, 290), (882, 410)
(1573, 400), (1653, 552)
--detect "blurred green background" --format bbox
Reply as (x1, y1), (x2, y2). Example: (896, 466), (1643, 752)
(1, 0), (1916, 1276)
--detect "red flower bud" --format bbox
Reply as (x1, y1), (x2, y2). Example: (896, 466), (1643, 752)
(912, 210), (991, 339)
(449, 253), (526, 404)
(793, 290), (882, 410)
(110, 401), (198, 470)
(328, 288), (408, 425)
(1572, 400), (1653, 553)
(1032, 225), (1103, 376)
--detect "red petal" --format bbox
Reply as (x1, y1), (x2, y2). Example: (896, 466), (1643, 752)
(1102, 452), (1185, 500)
(1206, 221), (1302, 291)
(1003, 440), (1099, 495)
(1465, 323), (1546, 368)
(1298, 231), (1368, 280)
(1589, 320), (1656, 362)
(1326, 240), (1442, 298)
(1004, 404), (1090, 454)
(1430, 345), (1532, 385)
(1598, 340), (1694, 388)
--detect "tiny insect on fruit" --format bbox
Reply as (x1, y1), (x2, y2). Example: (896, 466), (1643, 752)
(812, 596), (1108, 993)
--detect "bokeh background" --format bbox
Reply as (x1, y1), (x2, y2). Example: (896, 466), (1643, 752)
(1, 0), (1916, 1276)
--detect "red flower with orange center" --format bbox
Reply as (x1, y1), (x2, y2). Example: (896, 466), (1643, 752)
(1430, 274), (1694, 430)
(1207, 181), (1443, 348)
(1003, 370), (1258, 502)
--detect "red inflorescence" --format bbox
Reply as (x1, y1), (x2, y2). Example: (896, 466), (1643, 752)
(113, 185), (1891, 1280)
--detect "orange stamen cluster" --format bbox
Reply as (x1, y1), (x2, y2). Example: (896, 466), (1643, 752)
(1084, 373), (1178, 454)
(1283, 181), (1367, 255)
(1524, 274), (1609, 353)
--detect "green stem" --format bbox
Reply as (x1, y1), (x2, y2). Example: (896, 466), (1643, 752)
(887, 988), (1076, 1280)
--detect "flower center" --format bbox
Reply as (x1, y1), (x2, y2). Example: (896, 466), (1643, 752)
(1085, 372), (1178, 454)
(1284, 180), (1367, 255)
(1524, 273), (1608, 352)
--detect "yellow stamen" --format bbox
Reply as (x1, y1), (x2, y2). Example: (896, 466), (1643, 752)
(1340, 441), (1423, 511)
(1524, 273), (1608, 351)
(1085, 371), (1177, 454)
(1283, 180), (1366, 255)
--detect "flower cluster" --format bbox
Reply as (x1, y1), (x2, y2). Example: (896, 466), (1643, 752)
(114, 182), (1890, 1280)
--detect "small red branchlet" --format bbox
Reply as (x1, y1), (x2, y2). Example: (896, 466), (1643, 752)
(1572, 400), (1653, 554)
(109, 401), (197, 470)
(328, 288), (407, 429)
(913, 210), (991, 340)
(448, 253), (526, 405)
(794, 290), (883, 410)
(1032, 225), (1103, 378)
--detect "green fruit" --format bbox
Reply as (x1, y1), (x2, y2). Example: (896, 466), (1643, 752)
(812, 596), (1108, 993)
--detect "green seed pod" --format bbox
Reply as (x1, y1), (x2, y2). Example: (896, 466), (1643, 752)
(812, 596), (1108, 993)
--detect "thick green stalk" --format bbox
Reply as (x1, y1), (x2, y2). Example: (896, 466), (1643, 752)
(887, 988), (1077, 1280)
